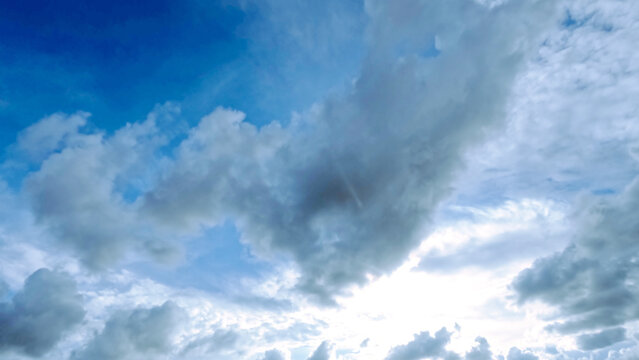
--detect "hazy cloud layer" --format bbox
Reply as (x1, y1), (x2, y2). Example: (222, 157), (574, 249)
(0, 269), (85, 357)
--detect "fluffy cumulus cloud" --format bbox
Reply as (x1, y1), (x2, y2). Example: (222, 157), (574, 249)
(0, 269), (85, 357)
(71, 301), (185, 360)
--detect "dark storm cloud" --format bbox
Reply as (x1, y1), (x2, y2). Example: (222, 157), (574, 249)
(384, 327), (458, 360)
(141, 0), (557, 304)
(0, 268), (85, 357)
(576, 328), (627, 351)
(71, 301), (185, 360)
(512, 178), (639, 339)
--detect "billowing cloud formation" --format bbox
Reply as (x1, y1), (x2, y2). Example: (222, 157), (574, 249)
(0, 268), (85, 357)
(385, 327), (457, 360)
(71, 301), (185, 360)
(512, 178), (639, 342)
(576, 327), (627, 351)
(307, 341), (332, 360)
(140, 0), (557, 304)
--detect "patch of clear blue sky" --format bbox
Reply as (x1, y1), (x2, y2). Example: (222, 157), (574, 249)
(0, 0), (366, 151)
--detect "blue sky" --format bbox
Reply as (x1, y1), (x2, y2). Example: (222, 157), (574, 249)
(2, 0), (639, 359)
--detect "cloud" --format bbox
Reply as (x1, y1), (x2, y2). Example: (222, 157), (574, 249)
(16, 112), (88, 162)
(384, 327), (458, 360)
(451, 0), (639, 206)
(181, 328), (242, 357)
(0, 268), (85, 357)
(512, 178), (639, 338)
(141, 0), (558, 304)
(506, 347), (538, 360)
(576, 327), (627, 351)
(465, 337), (492, 360)
(307, 341), (332, 360)
(23, 104), (181, 269)
(262, 349), (286, 360)
(71, 301), (185, 360)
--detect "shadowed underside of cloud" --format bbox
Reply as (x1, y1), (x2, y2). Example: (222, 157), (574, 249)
(71, 301), (185, 360)
(512, 177), (639, 346)
(0, 268), (85, 357)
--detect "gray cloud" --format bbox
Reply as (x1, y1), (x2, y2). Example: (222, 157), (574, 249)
(307, 341), (332, 360)
(0, 268), (85, 357)
(512, 178), (639, 338)
(71, 301), (185, 360)
(384, 327), (458, 360)
(576, 327), (626, 351)
(141, 0), (557, 304)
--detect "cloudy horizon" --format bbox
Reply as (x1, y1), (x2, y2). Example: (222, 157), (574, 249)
(1, 0), (639, 359)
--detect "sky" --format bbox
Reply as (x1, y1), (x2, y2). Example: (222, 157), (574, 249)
(0, 0), (638, 359)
